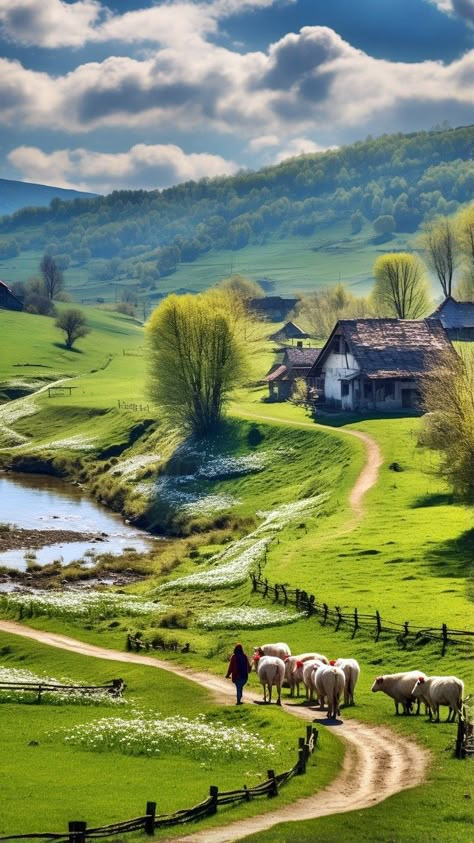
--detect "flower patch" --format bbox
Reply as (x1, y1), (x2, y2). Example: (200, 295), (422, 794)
(198, 607), (305, 629)
(0, 666), (126, 706)
(2, 589), (166, 619)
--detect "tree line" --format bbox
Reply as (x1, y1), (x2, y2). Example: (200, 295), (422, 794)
(0, 125), (472, 288)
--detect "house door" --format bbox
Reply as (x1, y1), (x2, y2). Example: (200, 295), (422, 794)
(401, 388), (418, 408)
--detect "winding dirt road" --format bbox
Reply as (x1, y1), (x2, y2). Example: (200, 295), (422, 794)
(0, 621), (429, 843)
(234, 411), (383, 519)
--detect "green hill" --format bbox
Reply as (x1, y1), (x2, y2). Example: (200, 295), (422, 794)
(0, 125), (472, 301)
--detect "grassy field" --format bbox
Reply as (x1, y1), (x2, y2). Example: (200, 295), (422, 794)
(0, 221), (415, 301)
(0, 306), (472, 842)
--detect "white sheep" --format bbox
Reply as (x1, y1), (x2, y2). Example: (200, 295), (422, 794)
(302, 658), (325, 702)
(371, 671), (427, 715)
(253, 655), (286, 705)
(315, 664), (345, 719)
(285, 653), (328, 697)
(333, 658), (360, 706)
(411, 675), (464, 723)
(253, 642), (291, 661)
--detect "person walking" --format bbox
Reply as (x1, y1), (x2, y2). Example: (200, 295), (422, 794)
(226, 643), (251, 705)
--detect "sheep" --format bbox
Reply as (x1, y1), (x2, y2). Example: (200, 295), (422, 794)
(333, 658), (360, 706)
(253, 642), (291, 661)
(252, 655), (286, 705)
(285, 653), (329, 697)
(411, 675), (464, 723)
(302, 658), (326, 703)
(371, 671), (427, 715)
(314, 664), (345, 719)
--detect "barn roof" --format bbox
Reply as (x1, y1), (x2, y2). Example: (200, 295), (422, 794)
(309, 318), (454, 380)
(269, 321), (310, 342)
(284, 347), (320, 367)
(429, 297), (474, 329)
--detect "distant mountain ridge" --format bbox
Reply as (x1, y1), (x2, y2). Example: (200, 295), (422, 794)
(0, 178), (98, 217)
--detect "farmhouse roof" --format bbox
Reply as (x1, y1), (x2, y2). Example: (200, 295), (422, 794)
(263, 347), (320, 382)
(309, 318), (453, 380)
(264, 364), (288, 382)
(269, 321), (310, 342)
(429, 297), (474, 329)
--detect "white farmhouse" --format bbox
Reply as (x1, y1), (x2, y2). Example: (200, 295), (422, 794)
(306, 318), (453, 411)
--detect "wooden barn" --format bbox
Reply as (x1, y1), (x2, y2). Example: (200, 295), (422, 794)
(0, 280), (23, 312)
(429, 297), (474, 341)
(306, 318), (453, 411)
(264, 346), (320, 401)
(269, 321), (310, 345)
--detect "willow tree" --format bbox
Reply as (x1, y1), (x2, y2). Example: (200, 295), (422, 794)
(372, 253), (430, 318)
(146, 291), (247, 435)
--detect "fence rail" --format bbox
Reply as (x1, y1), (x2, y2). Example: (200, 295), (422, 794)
(0, 679), (125, 703)
(250, 573), (474, 654)
(0, 726), (318, 841)
(126, 633), (190, 654)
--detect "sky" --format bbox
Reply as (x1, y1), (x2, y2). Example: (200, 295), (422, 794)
(0, 0), (473, 194)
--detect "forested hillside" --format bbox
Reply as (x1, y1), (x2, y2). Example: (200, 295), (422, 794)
(0, 125), (472, 299)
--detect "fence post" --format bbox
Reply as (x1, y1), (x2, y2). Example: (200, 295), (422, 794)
(374, 610), (382, 641)
(306, 724), (312, 743)
(308, 595), (315, 615)
(322, 603), (328, 625)
(243, 784), (250, 802)
(251, 573), (257, 591)
(282, 585), (288, 604)
(263, 579), (269, 598)
(312, 726), (319, 748)
(455, 719), (465, 759)
(352, 608), (359, 639)
(266, 770), (278, 797)
(68, 821), (87, 843)
(295, 588), (300, 608)
(145, 802), (156, 835)
(442, 624), (448, 656)
(209, 786), (219, 815)
(335, 606), (343, 631)
(126, 634), (133, 651)
(274, 584), (279, 602)
(297, 737), (306, 774)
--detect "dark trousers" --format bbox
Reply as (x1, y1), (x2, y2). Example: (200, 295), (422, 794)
(234, 678), (247, 703)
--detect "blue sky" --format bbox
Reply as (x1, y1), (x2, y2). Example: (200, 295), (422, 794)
(0, 0), (473, 193)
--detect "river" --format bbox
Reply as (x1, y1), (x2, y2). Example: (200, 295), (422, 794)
(0, 472), (153, 571)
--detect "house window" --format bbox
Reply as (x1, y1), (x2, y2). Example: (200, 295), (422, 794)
(363, 381), (372, 399)
(341, 382), (350, 397)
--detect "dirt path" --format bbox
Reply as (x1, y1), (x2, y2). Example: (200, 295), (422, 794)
(234, 411), (383, 519)
(0, 621), (429, 843)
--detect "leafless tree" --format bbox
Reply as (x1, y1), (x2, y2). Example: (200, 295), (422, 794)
(40, 253), (64, 300)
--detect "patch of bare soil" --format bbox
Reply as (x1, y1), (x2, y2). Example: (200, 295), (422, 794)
(0, 622), (429, 843)
(0, 527), (99, 554)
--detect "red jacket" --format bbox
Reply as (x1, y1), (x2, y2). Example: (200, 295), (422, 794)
(226, 653), (251, 681)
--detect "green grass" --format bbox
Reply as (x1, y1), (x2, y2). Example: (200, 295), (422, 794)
(0, 632), (342, 838)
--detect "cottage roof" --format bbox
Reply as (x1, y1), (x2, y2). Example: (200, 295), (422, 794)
(0, 279), (13, 292)
(309, 318), (453, 380)
(429, 297), (474, 329)
(263, 364), (288, 382)
(284, 347), (320, 367)
(270, 321), (310, 342)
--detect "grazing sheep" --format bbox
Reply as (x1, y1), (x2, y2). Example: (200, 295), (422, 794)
(315, 664), (345, 719)
(285, 653), (328, 697)
(333, 658), (360, 706)
(253, 655), (286, 705)
(371, 671), (427, 715)
(412, 675), (464, 723)
(253, 642), (291, 661)
(302, 659), (325, 702)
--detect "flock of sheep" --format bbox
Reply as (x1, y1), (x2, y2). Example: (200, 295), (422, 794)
(252, 642), (465, 723)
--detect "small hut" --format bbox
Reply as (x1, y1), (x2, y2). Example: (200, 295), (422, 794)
(263, 347), (320, 401)
(429, 297), (474, 341)
(269, 321), (310, 346)
(0, 280), (23, 312)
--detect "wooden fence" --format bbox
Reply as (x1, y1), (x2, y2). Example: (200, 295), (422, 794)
(0, 679), (125, 704)
(455, 699), (474, 759)
(250, 572), (474, 654)
(0, 726), (318, 841)
(126, 633), (190, 654)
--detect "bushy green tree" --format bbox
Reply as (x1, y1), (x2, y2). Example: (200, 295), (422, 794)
(55, 308), (89, 349)
(372, 253), (431, 318)
(419, 349), (474, 503)
(294, 283), (372, 339)
(147, 291), (247, 435)
(373, 214), (396, 236)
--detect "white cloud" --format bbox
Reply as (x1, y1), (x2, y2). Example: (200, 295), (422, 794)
(248, 134), (280, 151)
(0, 0), (104, 48)
(0, 0), (292, 49)
(428, 0), (474, 23)
(7, 143), (238, 193)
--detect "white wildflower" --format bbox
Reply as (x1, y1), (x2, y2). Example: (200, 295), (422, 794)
(1, 590), (166, 619)
(0, 666), (126, 706)
(198, 607), (305, 629)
